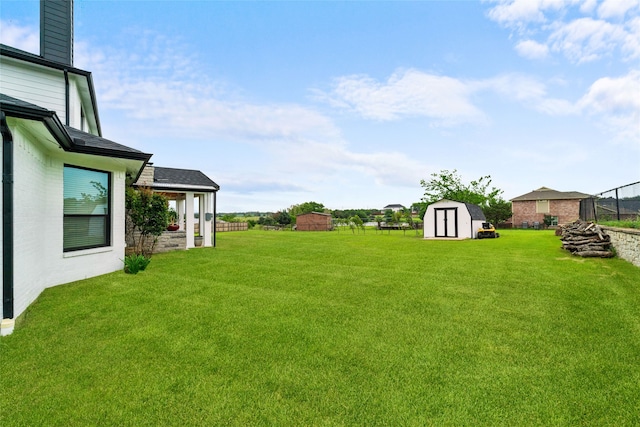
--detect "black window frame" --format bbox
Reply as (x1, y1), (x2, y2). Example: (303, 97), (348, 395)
(63, 164), (112, 252)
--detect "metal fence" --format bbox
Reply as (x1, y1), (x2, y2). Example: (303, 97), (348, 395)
(580, 181), (640, 221)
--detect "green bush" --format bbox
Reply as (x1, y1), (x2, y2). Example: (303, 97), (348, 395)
(123, 254), (151, 274)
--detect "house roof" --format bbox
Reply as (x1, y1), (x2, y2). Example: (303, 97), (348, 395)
(150, 167), (220, 192)
(511, 187), (591, 201)
(1, 43), (102, 135)
(65, 126), (150, 160)
(1, 93), (151, 163)
(383, 204), (405, 209)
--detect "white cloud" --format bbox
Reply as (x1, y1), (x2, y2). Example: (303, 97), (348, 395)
(315, 69), (485, 125)
(577, 70), (640, 145)
(0, 21), (38, 54)
(549, 17), (632, 63)
(486, 0), (576, 25)
(515, 39), (549, 59)
(486, 0), (640, 63)
(597, 0), (639, 19)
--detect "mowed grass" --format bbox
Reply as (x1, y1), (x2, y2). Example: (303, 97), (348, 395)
(1, 230), (639, 426)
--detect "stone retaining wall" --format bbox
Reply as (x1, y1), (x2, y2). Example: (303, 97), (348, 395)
(126, 230), (186, 254)
(603, 227), (640, 267)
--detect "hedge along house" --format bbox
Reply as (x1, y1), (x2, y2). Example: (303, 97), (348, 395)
(133, 164), (219, 249)
(296, 212), (333, 231)
(0, 0), (152, 335)
(423, 199), (486, 239)
(511, 187), (591, 229)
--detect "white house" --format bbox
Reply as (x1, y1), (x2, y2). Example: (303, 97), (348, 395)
(423, 199), (486, 239)
(1, 1), (151, 335)
(383, 204), (406, 213)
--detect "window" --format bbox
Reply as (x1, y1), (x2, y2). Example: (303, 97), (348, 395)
(536, 199), (549, 213)
(63, 165), (111, 251)
(549, 216), (558, 226)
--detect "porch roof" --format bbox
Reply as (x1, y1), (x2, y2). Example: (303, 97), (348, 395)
(145, 166), (220, 193)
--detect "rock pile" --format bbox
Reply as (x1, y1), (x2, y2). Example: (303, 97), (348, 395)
(560, 220), (614, 258)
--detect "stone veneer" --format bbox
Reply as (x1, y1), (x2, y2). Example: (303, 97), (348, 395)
(127, 230), (186, 254)
(603, 227), (640, 267)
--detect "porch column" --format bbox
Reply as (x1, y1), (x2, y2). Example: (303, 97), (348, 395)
(203, 192), (212, 247)
(185, 192), (195, 248)
(177, 198), (185, 231)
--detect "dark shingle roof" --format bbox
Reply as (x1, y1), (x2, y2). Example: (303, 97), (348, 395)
(152, 167), (219, 191)
(1, 93), (150, 162)
(65, 126), (150, 160)
(0, 93), (52, 114)
(511, 187), (591, 201)
(464, 203), (486, 221)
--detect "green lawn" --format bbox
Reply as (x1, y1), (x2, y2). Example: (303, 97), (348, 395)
(1, 230), (639, 426)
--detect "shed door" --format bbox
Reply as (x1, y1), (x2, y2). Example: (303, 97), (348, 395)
(434, 208), (458, 238)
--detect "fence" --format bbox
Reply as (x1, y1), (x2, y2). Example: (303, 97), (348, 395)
(580, 181), (640, 221)
(216, 222), (248, 232)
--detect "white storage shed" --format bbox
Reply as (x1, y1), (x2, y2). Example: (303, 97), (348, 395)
(423, 199), (486, 239)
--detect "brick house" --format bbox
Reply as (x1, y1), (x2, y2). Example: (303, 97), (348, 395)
(511, 187), (591, 228)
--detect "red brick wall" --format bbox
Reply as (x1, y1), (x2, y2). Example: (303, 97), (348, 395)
(296, 213), (332, 231)
(512, 199), (581, 228)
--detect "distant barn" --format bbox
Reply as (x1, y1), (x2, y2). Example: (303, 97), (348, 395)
(296, 212), (333, 231)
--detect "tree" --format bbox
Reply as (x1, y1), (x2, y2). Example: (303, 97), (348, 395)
(420, 169), (502, 209)
(125, 187), (169, 257)
(289, 201), (325, 216)
(273, 210), (292, 226)
(350, 215), (364, 234)
(484, 198), (512, 226)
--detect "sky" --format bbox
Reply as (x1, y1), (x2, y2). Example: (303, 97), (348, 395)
(1, 0), (639, 213)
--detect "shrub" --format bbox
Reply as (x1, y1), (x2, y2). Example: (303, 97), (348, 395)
(123, 254), (151, 274)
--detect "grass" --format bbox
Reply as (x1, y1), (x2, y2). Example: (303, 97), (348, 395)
(598, 219), (640, 229)
(1, 230), (639, 426)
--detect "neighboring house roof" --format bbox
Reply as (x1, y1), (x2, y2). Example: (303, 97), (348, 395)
(150, 167), (220, 192)
(383, 204), (405, 209)
(1, 43), (102, 135)
(1, 93), (151, 163)
(511, 187), (591, 201)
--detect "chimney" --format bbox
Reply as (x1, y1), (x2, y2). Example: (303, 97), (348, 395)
(40, 0), (73, 66)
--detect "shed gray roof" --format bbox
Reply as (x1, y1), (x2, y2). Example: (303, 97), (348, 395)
(151, 167), (219, 192)
(464, 203), (486, 221)
(511, 187), (591, 201)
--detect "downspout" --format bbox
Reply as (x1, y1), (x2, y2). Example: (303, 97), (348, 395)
(1, 111), (14, 320)
(64, 69), (70, 126)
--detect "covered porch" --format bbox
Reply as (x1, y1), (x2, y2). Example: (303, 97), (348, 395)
(134, 164), (219, 249)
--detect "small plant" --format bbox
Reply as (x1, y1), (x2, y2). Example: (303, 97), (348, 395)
(123, 254), (151, 274)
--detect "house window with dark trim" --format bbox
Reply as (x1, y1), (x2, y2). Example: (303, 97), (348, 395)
(63, 165), (111, 251)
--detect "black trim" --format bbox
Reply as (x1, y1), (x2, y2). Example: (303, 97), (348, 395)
(434, 207), (458, 238)
(1, 111), (14, 319)
(1, 44), (102, 135)
(64, 69), (70, 126)
(63, 164), (112, 252)
(0, 99), (73, 149)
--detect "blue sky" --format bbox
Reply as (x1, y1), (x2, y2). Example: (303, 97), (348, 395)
(2, 0), (639, 212)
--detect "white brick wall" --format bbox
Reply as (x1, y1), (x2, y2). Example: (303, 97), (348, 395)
(4, 123), (128, 319)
